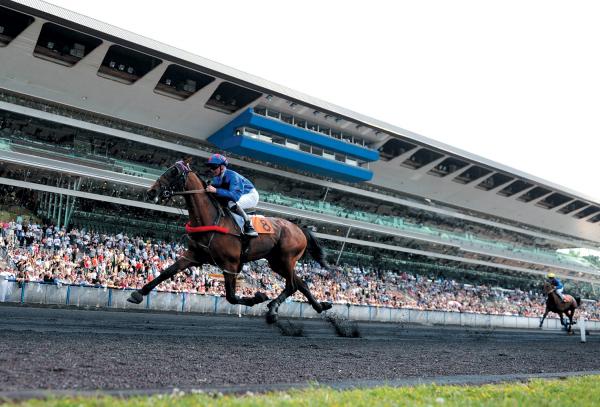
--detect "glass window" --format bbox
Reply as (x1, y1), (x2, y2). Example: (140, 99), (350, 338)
(0, 6), (34, 46)
(154, 64), (214, 100)
(378, 138), (416, 161)
(401, 148), (444, 170)
(205, 82), (262, 114)
(299, 143), (311, 153)
(34, 23), (102, 67)
(281, 114), (293, 124)
(271, 135), (285, 145)
(98, 45), (162, 84)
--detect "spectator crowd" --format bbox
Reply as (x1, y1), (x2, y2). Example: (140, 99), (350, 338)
(2, 219), (600, 321)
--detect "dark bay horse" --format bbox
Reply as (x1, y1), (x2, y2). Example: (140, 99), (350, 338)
(539, 281), (580, 333)
(127, 161), (332, 323)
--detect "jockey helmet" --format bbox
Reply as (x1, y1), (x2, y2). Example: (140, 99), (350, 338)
(207, 153), (229, 167)
(547, 273), (555, 279)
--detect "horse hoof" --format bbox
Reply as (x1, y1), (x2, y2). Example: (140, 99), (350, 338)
(127, 291), (144, 304)
(320, 302), (333, 312)
(266, 312), (278, 325)
(254, 292), (269, 304)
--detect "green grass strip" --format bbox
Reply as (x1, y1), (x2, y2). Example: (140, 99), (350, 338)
(4, 375), (600, 407)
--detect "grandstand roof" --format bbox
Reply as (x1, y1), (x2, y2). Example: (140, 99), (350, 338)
(2, 0), (600, 243)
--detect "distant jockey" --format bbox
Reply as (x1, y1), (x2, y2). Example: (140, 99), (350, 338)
(547, 273), (564, 302)
(205, 153), (258, 237)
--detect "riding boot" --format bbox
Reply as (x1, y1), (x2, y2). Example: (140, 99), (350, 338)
(232, 204), (258, 237)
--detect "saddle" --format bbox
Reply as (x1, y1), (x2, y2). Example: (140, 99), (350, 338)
(562, 294), (574, 303)
(216, 198), (274, 235)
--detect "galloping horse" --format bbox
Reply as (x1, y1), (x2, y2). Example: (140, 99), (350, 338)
(127, 161), (332, 323)
(539, 281), (580, 333)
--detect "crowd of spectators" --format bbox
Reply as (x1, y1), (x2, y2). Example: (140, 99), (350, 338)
(2, 87), (594, 251)
(2, 219), (600, 321)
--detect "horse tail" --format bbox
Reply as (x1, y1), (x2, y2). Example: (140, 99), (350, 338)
(576, 297), (581, 306)
(302, 226), (330, 270)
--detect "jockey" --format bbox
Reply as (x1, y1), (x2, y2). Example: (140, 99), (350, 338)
(547, 273), (565, 302)
(205, 153), (259, 237)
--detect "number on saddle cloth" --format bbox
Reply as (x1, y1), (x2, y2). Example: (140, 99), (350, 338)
(251, 215), (275, 234)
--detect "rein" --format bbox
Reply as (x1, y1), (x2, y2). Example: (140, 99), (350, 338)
(172, 189), (207, 196)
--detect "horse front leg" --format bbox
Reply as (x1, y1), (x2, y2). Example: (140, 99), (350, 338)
(127, 254), (196, 304)
(223, 272), (269, 307)
(539, 309), (549, 328)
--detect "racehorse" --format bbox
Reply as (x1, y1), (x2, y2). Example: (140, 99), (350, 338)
(126, 160), (332, 323)
(539, 281), (580, 333)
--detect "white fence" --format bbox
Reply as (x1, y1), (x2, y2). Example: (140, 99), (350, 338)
(1, 280), (597, 331)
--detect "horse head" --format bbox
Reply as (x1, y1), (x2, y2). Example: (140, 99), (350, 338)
(542, 281), (555, 295)
(147, 160), (192, 204)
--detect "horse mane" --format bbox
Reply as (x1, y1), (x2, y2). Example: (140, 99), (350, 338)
(187, 170), (207, 189)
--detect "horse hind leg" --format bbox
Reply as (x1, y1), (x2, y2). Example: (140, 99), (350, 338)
(566, 309), (575, 334)
(294, 275), (332, 314)
(264, 258), (300, 324)
(265, 281), (296, 324)
(223, 271), (269, 307)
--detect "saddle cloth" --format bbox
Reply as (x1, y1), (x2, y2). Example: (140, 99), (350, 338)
(562, 294), (574, 303)
(230, 213), (275, 234)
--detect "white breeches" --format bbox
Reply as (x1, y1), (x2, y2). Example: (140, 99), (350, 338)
(237, 188), (259, 210)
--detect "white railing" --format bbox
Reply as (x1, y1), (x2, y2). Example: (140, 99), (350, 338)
(1, 280), (596, 331)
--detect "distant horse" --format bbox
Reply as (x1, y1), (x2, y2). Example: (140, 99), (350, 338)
(127, 161), (332, 323)
(539, 281), (580, 333)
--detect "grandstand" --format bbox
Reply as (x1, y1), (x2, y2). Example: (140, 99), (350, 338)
(2, 0), (600, 299)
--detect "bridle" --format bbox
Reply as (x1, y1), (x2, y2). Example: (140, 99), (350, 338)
(151, 161), (192, 203)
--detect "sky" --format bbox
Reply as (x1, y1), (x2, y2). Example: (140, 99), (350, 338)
(43, 0), (600, 201)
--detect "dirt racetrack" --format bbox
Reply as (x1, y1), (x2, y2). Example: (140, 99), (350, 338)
(2, 304), (600, 397)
